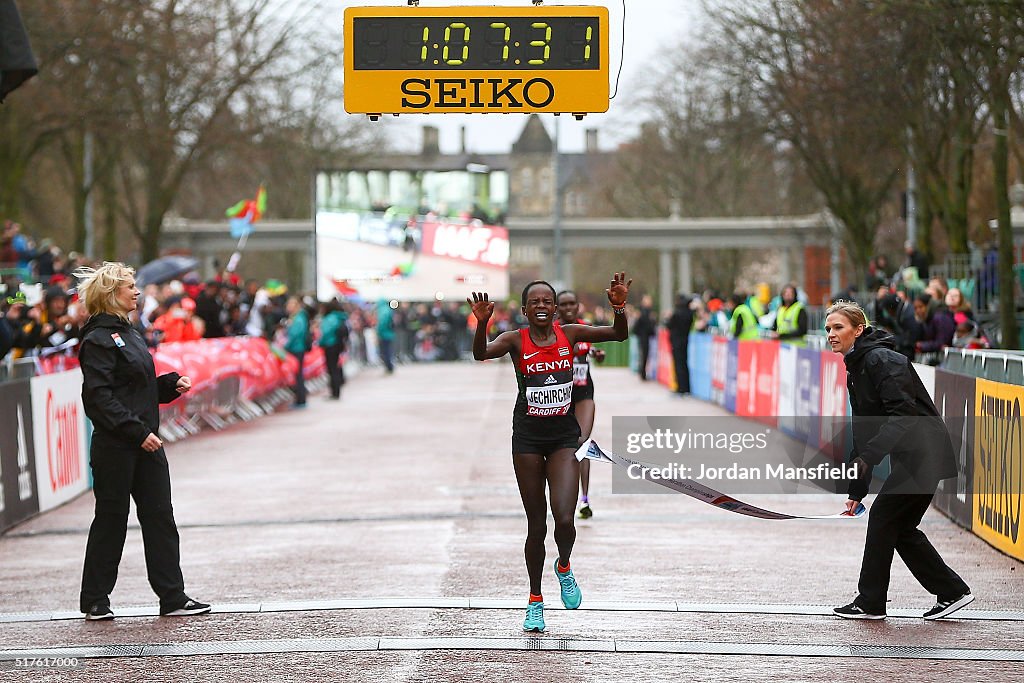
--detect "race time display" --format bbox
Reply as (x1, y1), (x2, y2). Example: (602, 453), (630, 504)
(343, 5), (609, 116)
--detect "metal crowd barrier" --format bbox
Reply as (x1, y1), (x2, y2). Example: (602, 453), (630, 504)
(941, 347), (1024, 386)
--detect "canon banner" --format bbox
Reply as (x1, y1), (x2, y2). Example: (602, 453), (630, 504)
(30, 369), (90, 513)
(0, 379), (40, 532)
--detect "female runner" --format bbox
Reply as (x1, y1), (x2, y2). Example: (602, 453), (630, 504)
(469, 273), (630, 632)
(555, 290), (605, 519)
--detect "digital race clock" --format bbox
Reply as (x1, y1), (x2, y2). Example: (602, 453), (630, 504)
(343, 5), (609, 116)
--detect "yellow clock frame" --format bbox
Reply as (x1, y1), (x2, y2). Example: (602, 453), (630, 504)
(344, 5), (610, 117)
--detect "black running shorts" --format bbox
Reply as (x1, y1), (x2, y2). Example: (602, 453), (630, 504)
(512, 435), (580, 457)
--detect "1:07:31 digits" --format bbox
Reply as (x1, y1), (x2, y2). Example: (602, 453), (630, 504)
(356, 17), (598, 69)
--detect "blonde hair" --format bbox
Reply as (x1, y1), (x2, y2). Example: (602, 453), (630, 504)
(825, 300), (869, 328)
(75, 262), (136, 317)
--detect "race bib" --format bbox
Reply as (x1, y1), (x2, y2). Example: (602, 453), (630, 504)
(573, 361), (589, 386)
(525, 380), (573, 416)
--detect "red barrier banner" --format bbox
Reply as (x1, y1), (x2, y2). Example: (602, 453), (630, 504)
(656, 329), (674, 388)
(151, 337), (326, 418)
(753, 341), (780, 426)
(818, 350), (849, 461)
(735, 341), (756, 417)
(718, 339), (780, 425)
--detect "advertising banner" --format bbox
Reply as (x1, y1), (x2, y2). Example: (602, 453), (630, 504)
(777, 343), (798, 437)
(933, 369), (976, 528)
(792, 347), (822, 445)
(711, 336), (728, 406)
(752, 341), (779, 426)
(0, 379), (40, 531)
(913, 362), (936, 400)
(316, 211), (509, 302)
(656, 329), (674, 389)
(724, 340), (738, 414)
(818, 350), (849, 462)
(688, 333), (713, 401)
(30, 368), (90, 513)
(734, 341), (756, 418)
(972, 378), (1024, 561)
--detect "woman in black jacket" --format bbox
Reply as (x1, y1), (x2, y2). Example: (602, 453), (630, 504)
(824, 301), (972, 621)
(76, 262), (210, 620)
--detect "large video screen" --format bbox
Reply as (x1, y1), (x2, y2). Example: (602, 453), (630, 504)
(315, 170), (510, 302)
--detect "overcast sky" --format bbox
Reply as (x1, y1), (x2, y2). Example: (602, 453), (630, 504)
(329, 0), (704, 153)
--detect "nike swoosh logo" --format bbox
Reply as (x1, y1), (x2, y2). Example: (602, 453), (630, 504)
(523, 351), (541, 359)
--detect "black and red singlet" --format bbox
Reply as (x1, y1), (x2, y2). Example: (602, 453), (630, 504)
(512, 325), (580, 446)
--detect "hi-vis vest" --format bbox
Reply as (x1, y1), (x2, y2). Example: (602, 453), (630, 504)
(730, 304), (760, 340)
(776, 302), (806, 346)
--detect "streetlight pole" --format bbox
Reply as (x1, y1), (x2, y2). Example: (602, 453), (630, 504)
(906, 126), (917, 247)
(552, 115), (563, 288)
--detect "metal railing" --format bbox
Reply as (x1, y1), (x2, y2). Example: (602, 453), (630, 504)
(941, 347), (1024, 386)
(0, 356), (38, 383)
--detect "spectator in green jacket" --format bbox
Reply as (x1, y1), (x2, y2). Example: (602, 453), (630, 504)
(376, 298), (395, 374)
(284, 296), (310, 407)
(319, 299), (348, 399)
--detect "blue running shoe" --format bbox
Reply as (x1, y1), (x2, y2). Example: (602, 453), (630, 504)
(554, 561), (582, 609)
(523, 601), (545, 632)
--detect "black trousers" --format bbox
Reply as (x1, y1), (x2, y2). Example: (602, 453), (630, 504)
(672, 344), (690, 394)
(855, 491), (970, 613)
(637, 335), (652, 380)
(80, 444), (187, 612)
(324, 344), (346, 398)
(291, 351), (307, 405)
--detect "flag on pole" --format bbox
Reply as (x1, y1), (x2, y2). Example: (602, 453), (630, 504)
(226, 184), (266, 238)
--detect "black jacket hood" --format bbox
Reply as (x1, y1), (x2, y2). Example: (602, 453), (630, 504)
(81, 312), (130, 338)
(844, 326), (895, 368)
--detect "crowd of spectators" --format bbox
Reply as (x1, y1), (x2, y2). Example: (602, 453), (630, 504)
(3, 216), (531, 372)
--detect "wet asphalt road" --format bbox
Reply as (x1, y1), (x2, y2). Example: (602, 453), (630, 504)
(1, 360), (1022, 681)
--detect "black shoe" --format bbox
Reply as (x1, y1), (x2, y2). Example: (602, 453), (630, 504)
(923, 593), (974, 620)
(833, 602), (886, 620)
(578, 502), (593, 519)
(85, 603), (114, 620)
(161, 598), (212, 616)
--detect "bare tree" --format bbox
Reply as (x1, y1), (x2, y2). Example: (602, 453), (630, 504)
(971, 1), (1023, 349)
(708, 0), (906, 288)
(96, 0), (322, 260)
(0, 1), (81, 219)
(885, 2), (988, 257)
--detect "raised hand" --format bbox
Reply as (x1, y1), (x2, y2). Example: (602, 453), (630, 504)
(467, 292), (495, 322)
(605, 272), (633, 307)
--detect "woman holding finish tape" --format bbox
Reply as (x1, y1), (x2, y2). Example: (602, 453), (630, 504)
(825, 300), (972, 621)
